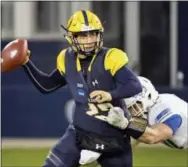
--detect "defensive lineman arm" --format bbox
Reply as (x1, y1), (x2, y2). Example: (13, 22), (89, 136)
(131, 123), (173, 149)
(108, 108), (176, 149)
(138, 124), (173, 144)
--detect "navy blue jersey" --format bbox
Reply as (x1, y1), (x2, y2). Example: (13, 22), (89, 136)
(57, 47), (135, 137)
(23, 47), (142, 137)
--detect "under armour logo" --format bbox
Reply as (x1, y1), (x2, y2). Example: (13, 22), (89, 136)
(96, 144), (105, 150)
(92, 80), (98, 86)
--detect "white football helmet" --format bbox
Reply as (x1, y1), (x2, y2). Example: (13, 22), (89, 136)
(124, 76), (159, 117)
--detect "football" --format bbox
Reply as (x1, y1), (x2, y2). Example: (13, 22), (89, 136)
(1, 39), (28, 73)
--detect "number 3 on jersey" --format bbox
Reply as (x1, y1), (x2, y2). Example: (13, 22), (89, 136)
(86, 103), (113, 121)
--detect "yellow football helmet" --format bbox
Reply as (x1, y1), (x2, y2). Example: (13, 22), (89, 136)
(61, 10), (104, 57)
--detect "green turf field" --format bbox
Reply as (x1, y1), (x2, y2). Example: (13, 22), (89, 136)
(2, 147), (188, 167)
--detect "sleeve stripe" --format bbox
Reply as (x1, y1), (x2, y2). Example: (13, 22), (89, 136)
(158, 112), (173, 123)
(24, 64), (62, 92)
(155, 108), (172, 123)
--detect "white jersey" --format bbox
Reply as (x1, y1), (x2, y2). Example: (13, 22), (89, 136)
(148, 93), (188, 149)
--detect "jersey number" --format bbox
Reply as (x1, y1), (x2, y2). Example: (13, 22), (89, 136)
(86, 103), (113, 121)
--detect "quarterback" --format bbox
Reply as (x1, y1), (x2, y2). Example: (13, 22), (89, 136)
(19, 10), (144, 167)
(124, 76), (188, 149)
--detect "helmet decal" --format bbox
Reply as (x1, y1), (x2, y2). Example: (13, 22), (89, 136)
(81, 10), (89, 26)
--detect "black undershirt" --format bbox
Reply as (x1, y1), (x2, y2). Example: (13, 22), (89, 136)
(79, 56), (93, 80)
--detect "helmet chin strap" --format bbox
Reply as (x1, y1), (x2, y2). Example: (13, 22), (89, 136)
(62, 29), (103, 58)
(77, 54), (87, 59)
(73, 38), (100, 58)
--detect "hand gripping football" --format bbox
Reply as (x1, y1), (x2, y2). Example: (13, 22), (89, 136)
(1, 39), (28, 73)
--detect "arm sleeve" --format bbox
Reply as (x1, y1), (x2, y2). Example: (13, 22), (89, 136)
(22, 60), (66, 94)
(104, 48), (142, 100)
(162, 114), (182, 135)
(109, 66), (142, 99)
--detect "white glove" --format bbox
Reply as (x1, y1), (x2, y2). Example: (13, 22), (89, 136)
(106, 107), (129, 129)
(79, 149), (101, 165)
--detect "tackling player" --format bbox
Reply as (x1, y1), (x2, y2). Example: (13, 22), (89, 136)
(108, 76), (188, 149)
(20, 10), (145, 167)
(80, 76), (187, 164)
(124, 76), (188, 148)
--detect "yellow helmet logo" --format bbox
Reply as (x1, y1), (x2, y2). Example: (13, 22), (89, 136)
(66, 10), (104, 33)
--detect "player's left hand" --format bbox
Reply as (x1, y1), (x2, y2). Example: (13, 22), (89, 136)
(107, 107), (129, 129)
(90, 90), (112, 103)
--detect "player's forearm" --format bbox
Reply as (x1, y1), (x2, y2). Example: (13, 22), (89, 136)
(138, 127), (159, 144)
(138, 124), (173, 144)
(109, 67), (142, 99)
(22, 60), (66, 93)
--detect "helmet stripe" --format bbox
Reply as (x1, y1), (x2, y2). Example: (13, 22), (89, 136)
(81, 10), (89, 26)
